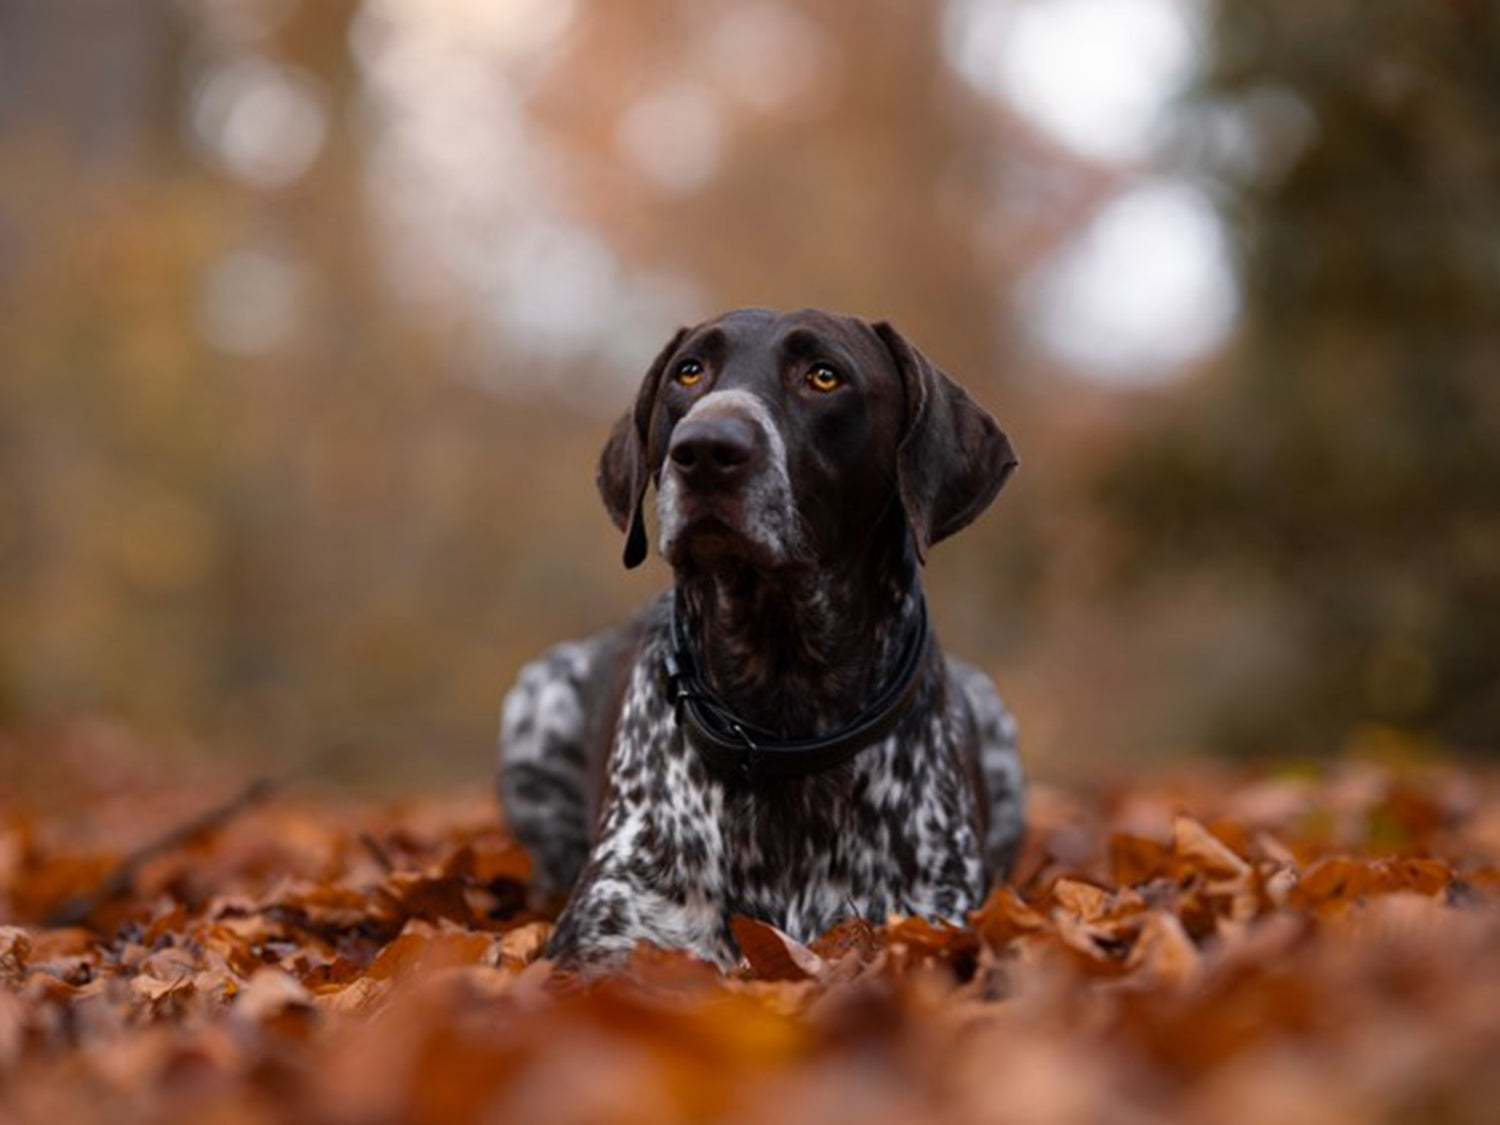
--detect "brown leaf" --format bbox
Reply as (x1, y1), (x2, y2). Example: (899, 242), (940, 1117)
(1111, 833), (1177, 886)
(314, 974), (391, 1015)
(883, 914), (980, 967)
(382, 872), (480, 928)
(0, 926), (31, 986)
(1049, 909), (1130, 974)
(441, 840), (532, 885)
(731, 915), (825, 982)
(1051, 877), (1113, 921)
(1371, 857), (1451, 897)
(234, 966), (315, 1022)
(1124, 911), (1199, 988)
(275, 882), (379, 928)
(1174, 816), (1252, 879)
(1292, 857), (1373, 910)
(0, 988), (24, 1069)
(302, 954), (366, 991)
(130, 971), (196, 1019)
(970, 887), (1049, 947)
(365, 927), (496, 982)
(809, 916), (883, 963)
(496, 921), (551, 966)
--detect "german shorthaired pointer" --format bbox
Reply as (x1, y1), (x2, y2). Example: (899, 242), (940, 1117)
(499, 308), (1024, 968)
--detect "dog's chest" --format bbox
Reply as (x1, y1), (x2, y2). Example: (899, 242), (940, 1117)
(607, 633), (987, 942)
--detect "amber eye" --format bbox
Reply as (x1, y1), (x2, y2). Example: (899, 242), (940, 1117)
(806, 363), (842, 392)
(675, 359), (704, 386)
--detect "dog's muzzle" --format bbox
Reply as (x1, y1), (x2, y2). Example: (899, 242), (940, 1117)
(657, 390), (801, 568)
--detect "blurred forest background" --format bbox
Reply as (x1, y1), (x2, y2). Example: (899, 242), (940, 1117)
(0, 0), (1495, 791)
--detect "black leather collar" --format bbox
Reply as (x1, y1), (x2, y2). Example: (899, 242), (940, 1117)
(665, 592), (931, 783)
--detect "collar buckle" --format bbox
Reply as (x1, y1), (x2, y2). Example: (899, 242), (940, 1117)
(728, 721), (760, 783)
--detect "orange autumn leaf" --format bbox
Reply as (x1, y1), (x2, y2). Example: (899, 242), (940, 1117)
(1173, 816), (1251, 880)
(441, 841), (532, 885)
(365, 928), (496, 982)
(1110, 833), (1177, 886)
(0, 928), (31, 985)
(1125, 911), (1200, 988)
(1050, 877), (1114, 921)
(970, 886), (1049, 946)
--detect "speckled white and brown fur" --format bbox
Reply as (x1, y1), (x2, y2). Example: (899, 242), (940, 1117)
(499, 309), (1025, 968)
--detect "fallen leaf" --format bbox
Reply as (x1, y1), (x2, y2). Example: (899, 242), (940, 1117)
(731, 916), (824, 982)
(1125, 911), (1199, 988)
(1051, 877), (1113, 921)
(234, 967), (315, 1023)
(496, 921), (551, 966)
(970, 886), (1049, 948)
(1174, 817), (1251, 880)
(0, 926), (31, 986)
(315, 974), (391, 1015)
(365, 926), (496, 982)
(1111, 833), (1176, 886)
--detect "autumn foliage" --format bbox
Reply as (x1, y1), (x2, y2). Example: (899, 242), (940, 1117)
(1, 734), (1498, 1125)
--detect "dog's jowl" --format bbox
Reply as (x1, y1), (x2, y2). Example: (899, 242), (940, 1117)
(499, 308), (1025, 968)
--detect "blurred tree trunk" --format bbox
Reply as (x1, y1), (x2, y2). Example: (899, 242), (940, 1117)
(1099, 0), (1500, 752)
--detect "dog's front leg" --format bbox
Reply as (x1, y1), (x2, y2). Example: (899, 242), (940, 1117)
(546, 865), (733, 970)
(545, 815), (733, 969)
(545, 710), (734, 969)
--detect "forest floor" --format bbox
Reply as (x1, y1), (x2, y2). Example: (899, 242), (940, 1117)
(2, 723), (1499, 1125)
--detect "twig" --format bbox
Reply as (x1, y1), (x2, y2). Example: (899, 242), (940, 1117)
(44, 777), (281, 929)
(358, 831), (395, 874)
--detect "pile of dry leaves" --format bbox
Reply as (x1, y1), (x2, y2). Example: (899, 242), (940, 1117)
(3, 728), (1500, 1125)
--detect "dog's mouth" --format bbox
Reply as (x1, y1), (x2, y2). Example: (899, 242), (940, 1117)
(665, 495), (785, 570)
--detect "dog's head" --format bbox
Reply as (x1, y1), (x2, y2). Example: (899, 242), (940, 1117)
(598, 308), (1016, 572)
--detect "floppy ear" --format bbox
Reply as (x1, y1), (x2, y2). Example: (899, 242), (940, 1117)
(874, 321), (1018, 564)
(597, 327), (688, 569)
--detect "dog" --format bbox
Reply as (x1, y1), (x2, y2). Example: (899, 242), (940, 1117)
(498, 308), (1024, 968)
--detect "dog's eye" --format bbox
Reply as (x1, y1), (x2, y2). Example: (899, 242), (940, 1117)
(675, 360), (705, 387)
(806, 364), (842, 393)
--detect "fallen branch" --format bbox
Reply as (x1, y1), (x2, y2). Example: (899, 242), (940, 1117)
(44, 776), (280, 928)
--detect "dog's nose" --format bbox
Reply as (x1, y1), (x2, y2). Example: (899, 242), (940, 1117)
(668, 415), (760, 489)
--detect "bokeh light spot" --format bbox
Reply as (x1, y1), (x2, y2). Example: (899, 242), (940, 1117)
(197, 243), (310, 357)
(945, 0), (1198, 164)
(615, 82), (725, 197)
(704, 2), (836, 115)
(1019, 178), (1238, 381)
(190, 54), (328, 188)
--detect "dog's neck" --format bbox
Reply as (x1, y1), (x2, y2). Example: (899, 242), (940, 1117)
(671, 529), (924, 739)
